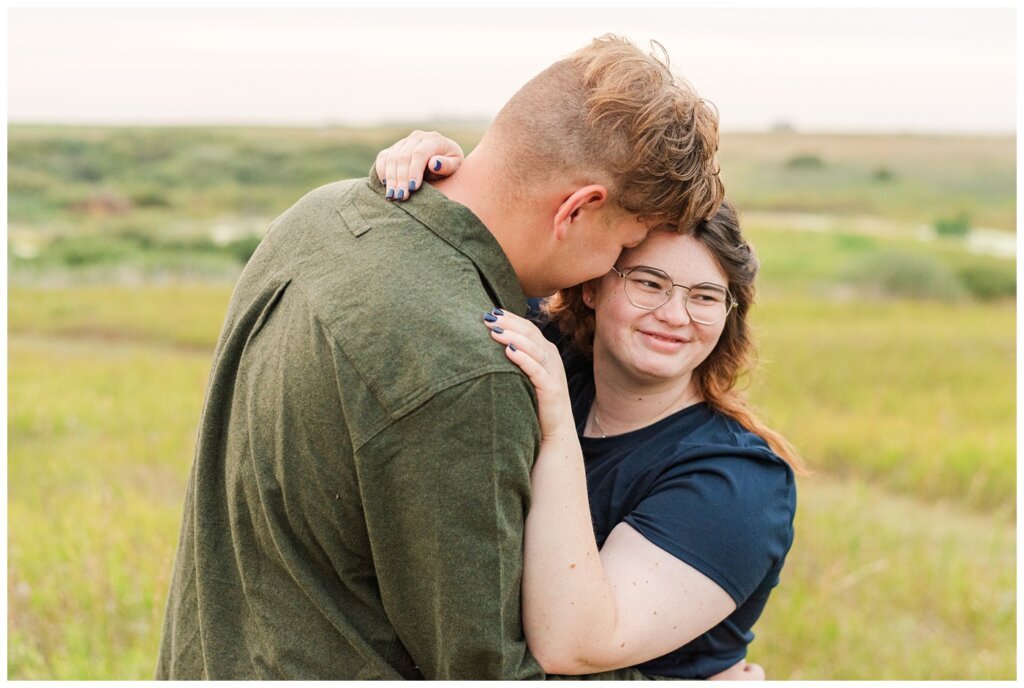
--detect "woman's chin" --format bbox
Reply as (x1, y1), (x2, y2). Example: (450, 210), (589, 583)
(625, 357), (691, 385)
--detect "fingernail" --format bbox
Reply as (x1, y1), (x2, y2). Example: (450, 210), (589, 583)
(491, 326), (504, 334)
(509, 343), (517, 352)
(409, 180), (416, 191)
(492, 308), (504, 316)
(386, 188), (394, 200)
(397, 189), (405, 200)
(483, 312), (498, 322)
(433, 159), (442, 172)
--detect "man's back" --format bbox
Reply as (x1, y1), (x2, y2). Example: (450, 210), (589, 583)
(156, 174), (544, 679)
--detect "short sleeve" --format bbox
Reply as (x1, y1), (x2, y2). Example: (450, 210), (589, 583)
(622, 451), (795, 605)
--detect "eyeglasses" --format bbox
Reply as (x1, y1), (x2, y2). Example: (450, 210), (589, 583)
(610, 266), (735, 325)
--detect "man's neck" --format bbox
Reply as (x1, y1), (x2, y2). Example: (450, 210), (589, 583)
(430, 154), (504, 238)
(431, 144), (548, 296)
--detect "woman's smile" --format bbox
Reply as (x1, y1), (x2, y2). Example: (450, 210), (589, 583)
(638, 328), (692, 352)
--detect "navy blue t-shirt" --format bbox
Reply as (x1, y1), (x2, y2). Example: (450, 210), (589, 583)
(535, 311), (797, 679)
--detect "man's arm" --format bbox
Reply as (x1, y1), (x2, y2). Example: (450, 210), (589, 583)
(355, 372), (544, 680)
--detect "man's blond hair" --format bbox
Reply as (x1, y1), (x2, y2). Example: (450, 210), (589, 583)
(490, 34), (724, 231)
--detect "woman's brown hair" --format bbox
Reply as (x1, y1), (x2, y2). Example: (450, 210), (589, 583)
(542, 199), (808, 475)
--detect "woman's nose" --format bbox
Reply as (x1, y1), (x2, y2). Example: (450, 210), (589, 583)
(654, 289), (691, 326)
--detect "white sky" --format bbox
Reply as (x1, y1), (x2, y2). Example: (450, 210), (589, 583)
(6, 7), (1018, 133)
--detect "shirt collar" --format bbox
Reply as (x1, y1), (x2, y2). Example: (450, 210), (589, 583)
(366, 170), (529, 317)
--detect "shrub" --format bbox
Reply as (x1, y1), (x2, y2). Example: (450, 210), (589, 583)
(785, 154), (824, 170)
(115, 228), (156, 250)
(131, 189), (172, 208)
(225, 235), (263, 264)
(956, 265), (1016, 300)
(47, 235), (139, 267)
(934, 214), (971, 237)
(843, 251), (965, 301)
(872, 167), (894, 182)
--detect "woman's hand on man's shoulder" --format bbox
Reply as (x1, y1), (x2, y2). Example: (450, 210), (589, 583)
(374, 130), (464, 201)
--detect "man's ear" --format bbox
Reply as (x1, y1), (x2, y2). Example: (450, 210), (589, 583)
(553, 185), (609, 241)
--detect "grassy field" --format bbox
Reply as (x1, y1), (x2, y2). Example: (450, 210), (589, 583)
(6, 126), (1017, 679)
(8, 126), (1015, 281)
(8, 281), (1015, 680)
(718, 132), (1016, 230)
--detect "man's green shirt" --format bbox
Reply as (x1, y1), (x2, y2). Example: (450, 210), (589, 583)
(156, 172), (650, 681)
(156, 172), (547, 679)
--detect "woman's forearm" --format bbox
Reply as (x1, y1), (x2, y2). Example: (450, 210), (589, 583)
(521, 430), (622, 674)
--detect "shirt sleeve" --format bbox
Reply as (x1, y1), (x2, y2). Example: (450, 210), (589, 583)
(622, 451), (795, 606)
(356, 373), (544, 680)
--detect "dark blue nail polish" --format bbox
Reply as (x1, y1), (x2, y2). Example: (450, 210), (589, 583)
(397, 189), (405, 200)
(509, 343), (517, 352)
(492, 308), (504, 316)
(409, 180), (416, 191)
(491, 326), (504, 334)
(483, 313), (498, 322)
(386, 188), (394, 200)
(433, 159), (442, 172)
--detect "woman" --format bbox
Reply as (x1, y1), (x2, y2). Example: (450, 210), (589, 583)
(376, 134), (807, 680)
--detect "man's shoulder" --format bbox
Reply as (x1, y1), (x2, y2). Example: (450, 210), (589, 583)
(267, 177), (372, 234)
(325, 286), (530, 421)
(246, 176), (528, 419)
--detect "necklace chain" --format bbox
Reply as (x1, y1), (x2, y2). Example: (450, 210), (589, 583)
(591, 391), (699, 439)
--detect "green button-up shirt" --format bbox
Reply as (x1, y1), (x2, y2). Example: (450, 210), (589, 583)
(156, 171), (647, 681)
(156, 169), (548, 680)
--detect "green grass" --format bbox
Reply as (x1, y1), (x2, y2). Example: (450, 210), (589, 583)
(8, 334), (209, 679)
(8, 126), (1015, 242)
(745, 225), (1015, 301)
(7, 281), (1015, 679)
(6, 125), (1017, 680)
(755, 476), (1014, 680)
(8, 284), (230, 349)
(750, 298), (1015, 514)
(718, 132), (1016, 230)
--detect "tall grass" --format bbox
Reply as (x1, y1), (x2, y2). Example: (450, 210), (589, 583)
(756, 477), (1014, 679)
(8, 334), (207, 678)
(750, 298), (1015, 514)
(7, 281), (1015, 679)
(6, 126), (1016, 679)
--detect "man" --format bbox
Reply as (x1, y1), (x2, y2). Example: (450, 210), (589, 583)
(157, 35), (722, 679)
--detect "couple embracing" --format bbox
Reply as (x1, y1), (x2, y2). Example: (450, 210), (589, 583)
(157, 35), (806, 681)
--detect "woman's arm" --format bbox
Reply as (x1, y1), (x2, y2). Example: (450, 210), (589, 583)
(484, 311), (737, 674)
(372, 135), (754, 675)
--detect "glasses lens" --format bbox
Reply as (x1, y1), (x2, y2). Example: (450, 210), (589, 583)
(623, 268), (672, 309)
(686, 284), (730, 324)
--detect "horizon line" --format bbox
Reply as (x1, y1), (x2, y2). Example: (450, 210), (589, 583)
(7, 120), (1016, 139)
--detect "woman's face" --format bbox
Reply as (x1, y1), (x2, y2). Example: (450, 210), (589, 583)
(583, 231), (730, 387)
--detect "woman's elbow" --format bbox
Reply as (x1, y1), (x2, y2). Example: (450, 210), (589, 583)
(526, 635), (612, 676)
(531, 650), (591, 676)
(525, 632), (568, 674)
(525, 631), (574, 675)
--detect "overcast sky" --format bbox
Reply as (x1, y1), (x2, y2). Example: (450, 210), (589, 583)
(7, 7), (1017, 134)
